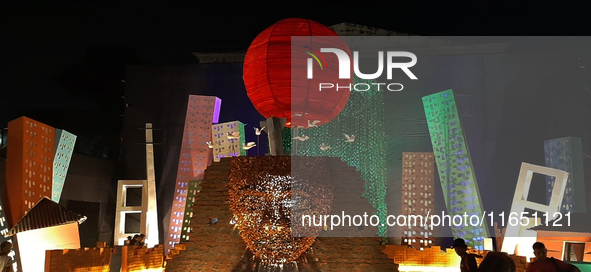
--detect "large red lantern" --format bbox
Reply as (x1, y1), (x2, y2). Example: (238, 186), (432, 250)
(243, 18), (352, 128)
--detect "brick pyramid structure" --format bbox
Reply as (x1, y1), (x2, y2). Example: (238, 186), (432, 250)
(165, 156), (398, 272)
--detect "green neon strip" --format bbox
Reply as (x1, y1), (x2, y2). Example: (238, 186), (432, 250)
(422, 89), (489, 250)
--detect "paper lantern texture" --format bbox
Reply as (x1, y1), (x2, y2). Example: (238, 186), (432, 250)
(243, 18), (351, 128)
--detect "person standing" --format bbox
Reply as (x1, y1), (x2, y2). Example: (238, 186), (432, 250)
(453, 238), (479, 272)
(478, 251), (516, 272)
(526, 242), (580, 272)
(0, 241), (14, 272)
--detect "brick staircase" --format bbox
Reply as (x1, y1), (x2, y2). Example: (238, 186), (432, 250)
(165, 157), (248, 271)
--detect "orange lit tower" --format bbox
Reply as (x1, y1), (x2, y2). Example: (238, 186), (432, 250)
(165, 95), (221, 253)
(5, 117), (55, 228)
(401, 152), (435, 249)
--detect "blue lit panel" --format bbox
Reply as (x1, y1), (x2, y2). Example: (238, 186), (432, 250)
(422, 89), (489, 250)
(544, 137), (586, 213)
(52, 129), (77, 203)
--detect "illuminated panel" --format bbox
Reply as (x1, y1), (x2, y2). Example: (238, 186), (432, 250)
(144, 123), (159, 248)
(383, 245), (462, 270)
(401, 152), (435, 249)
(113, 123), (159, 248)
(501, 162), (568, 256)
(166, 95), (221, 253)
(6, 116), (55, 228)
(211, 121), (246, 162)
(544, 137), (586, 213)
(52, 129), (77, 203)
(422, 90), (489, 250)
(180, 180), (201, 242)
(113, 180), (148, 246)
(16, 222), (80, 272)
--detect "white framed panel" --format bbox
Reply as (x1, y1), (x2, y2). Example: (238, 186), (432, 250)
(501, 162), (568, 255)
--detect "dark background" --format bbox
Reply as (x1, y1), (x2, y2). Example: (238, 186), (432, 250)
(3, 5), (591, 155)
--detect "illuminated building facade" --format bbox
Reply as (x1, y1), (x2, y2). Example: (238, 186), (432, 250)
(6, 197), (85, 272)
(166, 95), (221, 253)
(113, 123), (159, 248)
(211, 121), (246, 162)
(52, 129), (77, 203)
(501, 162), (568, 256)
(544, 137), (586, 213)
(401, 152), (435, 249)
(180, 180), (201, 242)
(5, 116), (55, 227)
(422, 90), (489, 250)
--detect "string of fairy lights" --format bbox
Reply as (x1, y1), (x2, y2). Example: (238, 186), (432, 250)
(284, 76), (388, 237)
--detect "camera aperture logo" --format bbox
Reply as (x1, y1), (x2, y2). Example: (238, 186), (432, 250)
(303, 46), (418, 92)
(302, 46), (328, 72)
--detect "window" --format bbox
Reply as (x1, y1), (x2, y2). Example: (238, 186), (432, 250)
(125, 187), (143, 207)
(564, 242), (585, 262)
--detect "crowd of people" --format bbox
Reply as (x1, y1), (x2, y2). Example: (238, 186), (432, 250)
(124, 234), (146, 246)
(452, 238), (581, 272)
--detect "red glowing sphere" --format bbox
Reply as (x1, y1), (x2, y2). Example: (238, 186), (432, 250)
(243, 18), (352, 128)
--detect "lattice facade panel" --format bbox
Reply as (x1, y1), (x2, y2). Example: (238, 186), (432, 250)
(180, 180), (201, 242)
(211, 121), (246, 162)
(166, 95), (221, 253)
(544, 137), (586, 213)
(401, 152), (435, 249)
(422, 89), (489, 250)
(6, 117), (55, 227)
(52, 129), (76, 203)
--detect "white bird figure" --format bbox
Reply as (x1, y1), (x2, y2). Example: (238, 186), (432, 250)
(320, 143), (332, 151)
(255, 126), (266, 136)
(227, 131), (240, 139)
(307, 120), (321, 128)
(294, 113), (303, 117)
(344, 134), (355, 143)
(206, 141), (215, 148)
(242, 142), (256, 150)
(292, 135), (310, 141)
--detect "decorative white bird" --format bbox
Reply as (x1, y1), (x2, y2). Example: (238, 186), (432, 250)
(255, 126), (266, 136)
(206, 141), (215, 148)
(292, 135), (310, 141)
(242, 142), (256, 150)
(227, 131), (240, 139)
(344, 134), (355, 143)
(294, 113), (303, 117)
(307, 120), (321, 128)
(320, 143), (331, 151)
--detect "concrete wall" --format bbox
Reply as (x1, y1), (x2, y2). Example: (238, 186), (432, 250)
(60, 153), (119, 246)
(17, 222), (80, 272)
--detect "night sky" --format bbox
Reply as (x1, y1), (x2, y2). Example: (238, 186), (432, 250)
(2, 4), (591, 143)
